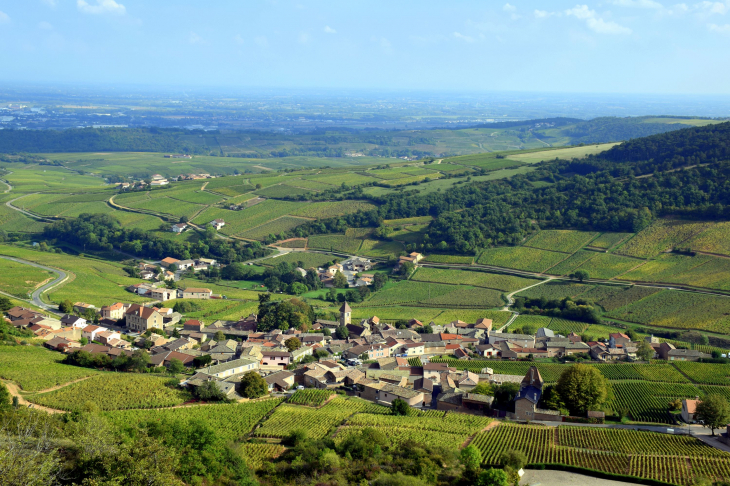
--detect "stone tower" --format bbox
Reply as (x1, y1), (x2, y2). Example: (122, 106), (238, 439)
(339, 301), (351, 326)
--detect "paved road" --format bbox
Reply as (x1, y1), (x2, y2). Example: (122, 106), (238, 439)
(520, 470), (639, 486)
(0, 255), (67, 314)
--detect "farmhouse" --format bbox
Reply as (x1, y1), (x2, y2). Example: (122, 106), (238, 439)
(160, 257), (180, 268)
(171, 223), (187, 233)
(179, 288), (213, 299)
(125, 304), (163, 333)
(210, 219), (225, 230)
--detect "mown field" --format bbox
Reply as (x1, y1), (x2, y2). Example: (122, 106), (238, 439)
(0, 345), (98, 391)
(0, 257), (54, 297)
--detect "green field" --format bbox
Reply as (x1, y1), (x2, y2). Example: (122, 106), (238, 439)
(0, 345), (98, 391)
(477, 246), (568, 273)
(0, 257), (54, 297)
(504, 143), (620, 164)
(524, 230), (599, 253)
(617, 220), (710, 258)
(411, 267), (537, 292)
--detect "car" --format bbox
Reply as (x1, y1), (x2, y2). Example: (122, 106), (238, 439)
(296, 385), (304, 390)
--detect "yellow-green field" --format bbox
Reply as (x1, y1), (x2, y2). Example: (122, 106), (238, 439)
(505, 143), (620, 164)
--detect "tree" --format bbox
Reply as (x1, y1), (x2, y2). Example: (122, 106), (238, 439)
(285, 337), (301, 352)
(335, 326), (349, 339)
(196, 380), (227, 402)
(556, 363), (610, 416)
(391, 398), (409, 416)
(695, 394), (730, 436)
(193, 354), (212, 368)
(573, 270), (589, 282)
(333, 271), (348, 288)
(636, 340), (655, 361)
(460, 444), (482, 475)
(477, 468), (509, 486)
(0, 381), (12, 411)
(59, 299), (74, 314)
(416, 324), (433, 334)
(500, 449), (527, 485)
(240, 371), (268, 399)
(472, 382), (494, 396)
(493, 382), (520, 406)
(0, 296), (13, 313)
(129, 349), (151, 372)
(214, 330), (226, 342)
(167, 358), (185, 375)
(291, 282), (307, 295)
(400, 261), (415, 278)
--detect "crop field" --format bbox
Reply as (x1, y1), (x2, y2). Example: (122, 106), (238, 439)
(429, 359), (566, 382)
(591, 364), (689, 383)
(605, 290), (730, 333)
(255, 184), (312, 198)
(0, 257), (54, 297)
(421, 254), (473, 264)
(507, 315), (552, 331)
(210, 184), (256, 197)
(672, 363), (730, 385)
(685, 222), (730, 256)
(286, 179), (335, 191)
(365, 281), (466, 306)
(303, 172), (377, 186)
(524, 230), (599, 253)
(435, 309), (512, 327)
(239, 216), (310, 240)
(261, 251), (333, 269)
(0, 194), (48, 233)
(590, 232), (633, 249)
(112, 210), (165, 231)
(383, 216), (433, 226)
(504, 143), (620, 164)
(358, 239), (404, 258)
(307, 234), (363, 254)
(472, 423), (730, 485)
(517, 280), (594, 300)
(192, 200), (304, 236)
(477, 246), (568, 273)
(608, 382), (702, 423)
(546, 250), (598, 276)
(28, 374), (192, 411)
(571, 252), (642, 279)
(620, 254), (730, 292)
(5, 167), (106, 193)
(125, 196), (207, 219)
(350, 306), (443, 323)
(0, 245), (153, 306)
(411, 267), (537, 292)
(0, 345), (98, 391)
(575, 284), (628, 304)
(288, 389), (335, 407)
(105, 398), (283, 443)
(419, 286), (504, 308)
(547, 318), (591, 334)
(239, 443), (286, 471)
(617, 220), (709, 258)
(334, 412), (492, 450)
(593, 285), (661, 311)
(253, 396), (387, 440)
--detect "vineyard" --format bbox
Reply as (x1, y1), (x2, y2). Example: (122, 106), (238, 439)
(672, 362), (730, 385)
(524, 230), (599, 253)
(477, 246), (568, 273)
(516, 280), (593, 300)
(365, 280), (504, 309)
(422, 254), (474, 264)
(0, 344), (97, 391)
(27, 374), (192, 411)
(471, 423), (730, 485)
(238, 443), (286, 471)
(253, 397), (388, 440)
(287, 389), (335, 407)
(608, 382), (702, 423)
(590, 363), (689, 383)
(0, 257), (54, 298)
(616, 220), (709, 259)
(411, 267), (537, 292)
(590, 232), (633, 250)
(334, 412), (492, 450)
(105, 398), (283, 443)
(239, 216), (310, 240)
(260, 251), (333, 269)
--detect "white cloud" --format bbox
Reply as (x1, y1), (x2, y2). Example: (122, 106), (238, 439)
(77, 0), (126, 15)
(234, 34), (245, 45)
(503, 3), (517, 11)
(566, 4), (632, 34)
(380, 37), (391, 48)
(709, 22), (730, 31)
(323, 25), (336, 34)
(189, 32), (202, 44)
(41, 0), (57, 6)
(254, 36), (268, 47)
(298, 32), (310, 43)
(534, 9), (556, 17)
(611, 0), (663, 8)
(38, 21), (53, 30)
(0, 10), (9, 23)
(696, 1), (729, 14)
(453, 31), (475, 42)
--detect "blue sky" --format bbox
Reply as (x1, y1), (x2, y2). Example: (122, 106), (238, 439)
(0, 0), (729, 94)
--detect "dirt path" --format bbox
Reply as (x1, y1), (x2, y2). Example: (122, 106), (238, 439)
(461, 420), (500, 448)
(2, 381), (66, 414)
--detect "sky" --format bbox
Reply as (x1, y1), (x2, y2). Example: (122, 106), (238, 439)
(0, 0), (729, 94)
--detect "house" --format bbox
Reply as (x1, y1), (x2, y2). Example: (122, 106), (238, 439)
(149, 350), (196, 368)
(179, 288), (212, 299)
(437, 391), (494, 413)
(150, 288), (176, 301)
(44, 336), (80, 352)
(95, 330), (121, 345)
(261, 351), (291, 367)
(609, 333), (631, 348)
(344, 343), (390, 361)
(422, 362), (456, 383)
(300, 334), (326, 346)
(177, 260), (195, 270)
(512, 366), (562, 421)
(100, 303), (126, 321)
(160, 257), (180, 268)
(666, 346), (711, 362)
(210, 219), (225, 230)
(183, 319), (205, 331)
(140, 270), (156, 280)
(125, 304), (163, 332)
(172, 223), (187, 233)
(475, 344), (500, 358)
(682, 398), (700, 423)
(357, 382), (425, 407)
(198, 358), (259, 378)
(474, 318), (493, 331)
(265, 370), (295, 392)
(61, 314), (87, 328)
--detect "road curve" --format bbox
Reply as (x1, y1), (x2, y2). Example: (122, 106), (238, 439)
(0, 255), (67, 314)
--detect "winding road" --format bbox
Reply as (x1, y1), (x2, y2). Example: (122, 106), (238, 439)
(0, 255), (67, 314)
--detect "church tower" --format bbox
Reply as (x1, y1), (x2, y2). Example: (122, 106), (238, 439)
(339, 301), (351, 326)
